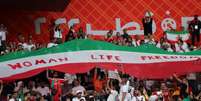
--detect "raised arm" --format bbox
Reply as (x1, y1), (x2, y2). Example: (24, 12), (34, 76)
(173, 74), (182, 83)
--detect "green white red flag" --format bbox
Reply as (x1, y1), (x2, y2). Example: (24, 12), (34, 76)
(0, 39), (201, 80)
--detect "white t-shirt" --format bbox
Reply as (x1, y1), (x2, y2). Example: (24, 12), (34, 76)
(54, 30), (62, 38)
(107, 90), (118, 101)
(47, 42), (58, 48)
(72, 97), (86, 101)
(37, 86), (50, 96)
(175, 43), (183, 53)
(131, 96), (146, 101)
(27, 44), (35, 51)
(167, 47), (173, 52)
(156, 43), (161, 48)
(144, 39), (149, 43)
(181, 42), (189, 52)
(132, 40), (141, 47)
(9, 98), (15, 101)
(175, 42), (189, 53)
(72, 85), (86, 96)
(22, 43), (28, 50)
(148, 95), (158, 101)
(149, 39), (156, 45)
(119, 81), (131, 101)
(0, 30), (6, 41)
(145, 39), (155, 44)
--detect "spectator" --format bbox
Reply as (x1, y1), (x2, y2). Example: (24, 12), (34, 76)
(186, 73), (198, 95)
(0, 24), (7, 53)
(24, 92), (32, 101)
(114, 32), (122, 41)
(54, 25), (63, 44)
(175, 39), (189, 53)
(142, 10), (153, 36)
(166, 44), (174, 52)
(121, 29), (130, 42)
(65, 26), (77, 42)
(72, 90), (86, 101)
(77, 27), (86, 39)
(105, 30), (114, 42)
(156, 37), (165, 49)
(26, 39), (36, 51)
(8, 92), (17, 101)
(132, 90), (146, 101)
(14, 81), (25, 101)
(118, 74), (131, 101)
(132, 35), (141, 47)
(47, 38), (58, 48)
(107, 80), (119, 101)
(160, 82), (170, 101)
(71, 79), (86, 97)
(61, 80), (73, 101)
(126, 37), (133, 46)
(36, 83), (50, 98)
(93, 68), (107, 93)
(189, 15), (201, 46)
(144, 35), (155, 44)
(48, 72), (64, 101)
(27, 80), (37, 92)
(173, 74), (190, 101)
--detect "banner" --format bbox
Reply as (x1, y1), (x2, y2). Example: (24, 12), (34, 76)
(166, 31), (190, 41)
(0, 39), (201, 80)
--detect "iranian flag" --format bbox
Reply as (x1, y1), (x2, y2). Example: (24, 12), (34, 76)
(166, 30), (190, 41)
(0, 39), (201, 80)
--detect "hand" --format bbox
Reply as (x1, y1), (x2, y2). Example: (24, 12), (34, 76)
(143, 88), (147, 95)
(173, 73), (177, 78)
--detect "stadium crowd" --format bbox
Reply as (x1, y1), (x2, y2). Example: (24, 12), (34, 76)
(0, 15), (201, 56)
(0, 68), (201, 101)
(0, 24), (201, 56)
(0, 14), (201, 101)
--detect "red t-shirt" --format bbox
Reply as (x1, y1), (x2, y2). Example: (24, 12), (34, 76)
(93, 74), (107, 93)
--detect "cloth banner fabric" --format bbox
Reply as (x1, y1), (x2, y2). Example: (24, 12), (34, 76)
(0, 39), (201, 80)
(166, 31), (190, 41)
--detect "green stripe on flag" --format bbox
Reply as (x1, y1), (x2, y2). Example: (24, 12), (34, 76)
(0, 39), (201, 62)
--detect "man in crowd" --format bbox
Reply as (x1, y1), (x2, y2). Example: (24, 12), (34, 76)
(77, 27), (87, 39)
(71, 79), (86, 97)
(72, 90), (86, 101)
(189, 15), (201, 46)
(142, 10), (153, 36)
